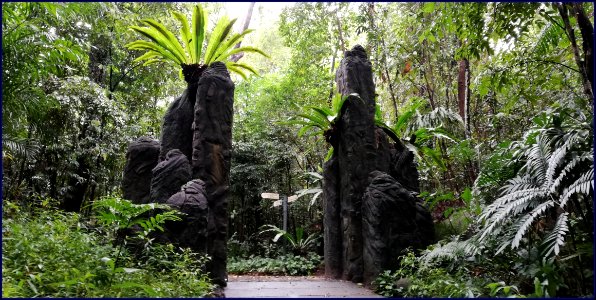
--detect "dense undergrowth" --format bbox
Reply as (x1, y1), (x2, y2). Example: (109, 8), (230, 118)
(2, 200), (214, 298)
(373, 106), (594, 298)
(228, 253), (322, 276)
(227, 227), (323, 276)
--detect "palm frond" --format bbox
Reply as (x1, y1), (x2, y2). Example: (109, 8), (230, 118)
(128, 26), (184, 65)
(511, 201), (554, 249)
(558, 168), (594, 209)
(215, 46), (269, 63)
(225, 64), (248, 79)
(227, 62), (259, 76)
(2, 134), (40, 161)
(551, 152), (593, 193)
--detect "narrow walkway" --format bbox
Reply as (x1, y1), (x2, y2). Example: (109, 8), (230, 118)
(225, 275), (383, 298)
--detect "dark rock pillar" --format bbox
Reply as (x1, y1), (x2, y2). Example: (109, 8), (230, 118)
(159, 82), (199, 162)
(323, 157), (342, 278)
(323, 45), (434, 284)
(192, 62), (234, 287)
(122, 137), (160, 203)
(164, 179), (209, 253)
(334, 45), (379, 283)
(362, 171), (430, 283)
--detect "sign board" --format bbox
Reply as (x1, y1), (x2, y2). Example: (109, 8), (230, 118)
(261, 192), (279, 200)
(272, 195), (298, 207)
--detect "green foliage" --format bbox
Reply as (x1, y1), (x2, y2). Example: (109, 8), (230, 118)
(228, 252), (322, 276)
(285, 92), (358, 161)
(92, 196), (183, 251)
(259, 224), (320, 256)
(2, 203), (213, 297)
(373, 250), (483, 297)
(126, 4), (267, 79)
(477, 108), (593, 258)
(375, 99), (464, 171)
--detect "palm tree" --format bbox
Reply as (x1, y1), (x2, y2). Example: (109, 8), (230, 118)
(126, 4), (268, 82)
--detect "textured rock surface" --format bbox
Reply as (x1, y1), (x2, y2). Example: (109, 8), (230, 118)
(122, 137), (160, 204)
(336, 45), (376, 118)
(150, 149), (192, 203)
(362, 171), (434, 284)
(334, 45), (388, 283)
(163, 179), (209, 253)
(159, 82), (199, 162)
(323, 157), (342, 279)
(390, 140), (421, 193)
(323, 45), (433, 284)
(192, 62), (234, 287)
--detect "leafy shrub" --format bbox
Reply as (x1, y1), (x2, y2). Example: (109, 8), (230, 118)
(373, 250), (484, 298)
(228, 252), (322, 276)
(2, 201), (214, 297)
(259, 224), (320, 256)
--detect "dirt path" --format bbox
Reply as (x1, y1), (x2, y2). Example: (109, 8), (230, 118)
(225, 275), (383, 298)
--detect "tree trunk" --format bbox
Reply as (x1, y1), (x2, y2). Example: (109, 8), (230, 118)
(557, 3), (594, 102)
(230, 2), (256, 63)
(571, 3), (593, 94)
(367, 3), (398, 118)
(457, 58), (471, 138)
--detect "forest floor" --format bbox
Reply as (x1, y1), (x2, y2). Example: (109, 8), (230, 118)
(225, 275), (382, 298)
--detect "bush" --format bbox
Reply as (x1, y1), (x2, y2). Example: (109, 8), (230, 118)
(373, 250), (484, 298)
(2, 203), (214, 297)
(228, 252), (322, 276)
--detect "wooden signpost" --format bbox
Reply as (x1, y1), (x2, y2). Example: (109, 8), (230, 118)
(261, 192), (299, 232)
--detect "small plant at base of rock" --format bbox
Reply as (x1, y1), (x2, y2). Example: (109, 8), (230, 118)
(91, 196), (184, 278)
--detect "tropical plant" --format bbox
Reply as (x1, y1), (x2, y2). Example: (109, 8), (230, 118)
(91, 196), (184, 266)
(126, 4), (268, 80)
(286, 92), (358, 159)
(228, 252), (322, 276)
(295, 171), (323, 209)
(2, 204), (214, 298)
(259, 224), (320, 256)
(476, 108), (593, 258)
(375, 97), (463, 170)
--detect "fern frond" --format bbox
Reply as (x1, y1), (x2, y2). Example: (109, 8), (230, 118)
(511, 201), (554, 249)
(551, 152), (593, 193)
(558, 168), (594, 209)
(541, 212), (569, 257)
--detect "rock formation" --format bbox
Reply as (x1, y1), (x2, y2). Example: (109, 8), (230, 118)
(150, 149), (192, 204)
(122, 137), (160, 204)
(121, 63), (234, 287)
(163, 179), (209, 253)
(192, 62), (234, 287)
(323, 45), (434, 285)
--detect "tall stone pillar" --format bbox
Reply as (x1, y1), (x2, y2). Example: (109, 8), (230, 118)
(323, 45), (434, 284)
(334, 45), (379, 282)
(192, 62), (234, 287)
